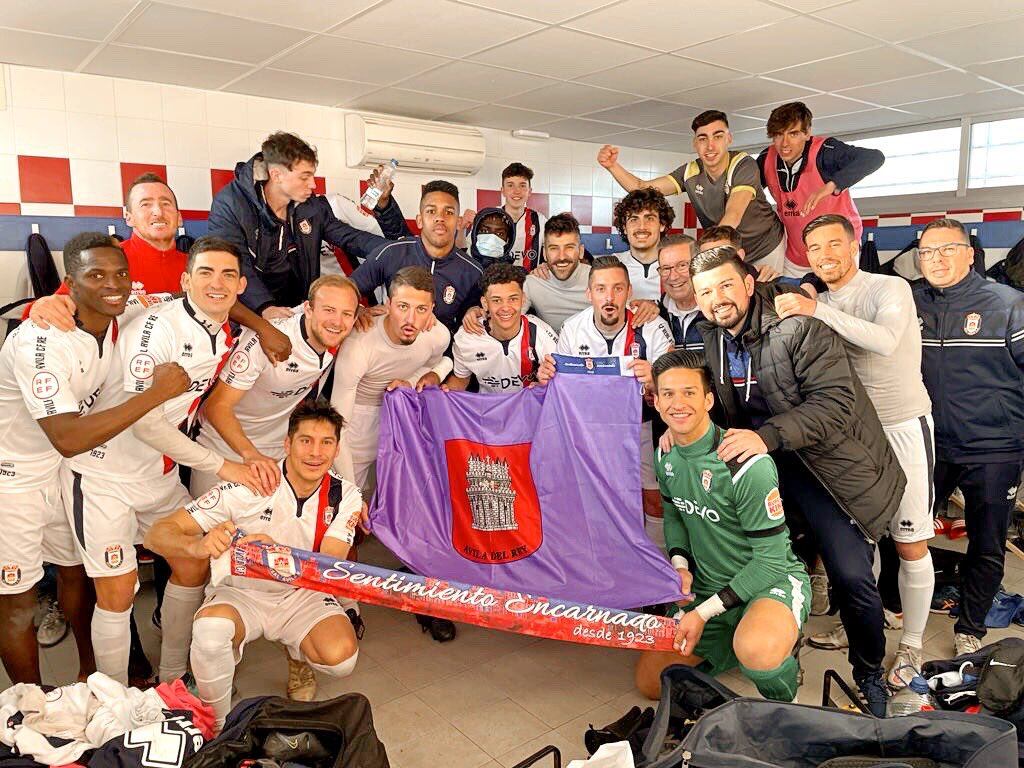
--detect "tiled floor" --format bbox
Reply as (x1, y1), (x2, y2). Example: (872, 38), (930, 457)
(22, 542), (1024, 768)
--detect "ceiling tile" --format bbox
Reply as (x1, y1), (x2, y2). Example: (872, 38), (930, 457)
(164, 0), (378, 31)
(398, 61), (558, 102)
(274, 36), (449, 86)
(678, 16), (875, 71)
(499, 82), (638, 114)
(1, 0), (138, 41)
(968, 57), (1024, 87)
(567, 0), (792, 53)
(114, 4), (308, 64)
(84, 46), (251, 90)
(455, 0), (618, 22)
(807, 108), (913, 137)
(769, 47), (941, 92)
(838, 71), (991, 106)
(729, 127), (772, 149)
(577, 55), (743, 98)
(440, 105), (564, 131)
(347, 89), (484, 120)
(610, 129), (680, 149)
(0, 29), (97, 71)
(471, 28), (651, 80)
(228, 69), (377, 106)
(895, 89), (1024, 119)
(817, 0), (1018, 44)
(905, 17), (1024, 67)
(330, 0), (542, 57)
(741, 93), (877, 120)
(532, 117), (628, 141)
(661, 77), (815, 111)
(582, 100), (692, 128)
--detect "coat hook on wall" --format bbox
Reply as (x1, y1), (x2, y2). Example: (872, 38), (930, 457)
(30, 223), (39, 235)
(107, 225), (116, 236)
(178, 226), (186, 236)
(970, 227), (978, 237)
(867, 232), (874, 242)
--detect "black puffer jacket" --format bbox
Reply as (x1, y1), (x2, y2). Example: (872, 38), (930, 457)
(699, 285), (906, 541)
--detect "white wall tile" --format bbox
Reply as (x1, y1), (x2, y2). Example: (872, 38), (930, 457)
(669, 195), (685, 227)
(11, 67), (64, 111)
(14, 108), (69, 156)
(0, 154), (20, 202)
(325, 109), (346, 142)
(548, 193), (571, 215)
(69, 159), (121, 206)
(592, 196), (613, 227)
(162, 86), (207, 124)
(499, 133), (548, 163)
(615, 145), (634, 171)
(548, 164), (571, 194)
(0, 111), (15, 156)
(114, 79), (163, 120)
(166, 165), (212, 210)
(324, 173), (362, 198)
(592, 167), (615, 197)
(285, 102), (327, 138)
(20, 203), (75, 216)
(164, 122), (210, 167)
(529, 163), (549, 193)
(67, 113), (118, 162)
(206, 91), (247, 129)
(479, 157), (505, 190)
(117, 116), (165, 163)
(548, 139), (572, 165)
(63, 73), (115, 115)
(312, 136), (345, 177)
(571, 165), (593, 196)
(246, 96), (287, 132)
(570, 140), (598, 166)
(481, 127), (502, 160)
(208, 126), (250, 168)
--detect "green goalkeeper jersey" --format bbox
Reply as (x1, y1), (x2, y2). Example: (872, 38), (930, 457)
(657, 422), (808, 607)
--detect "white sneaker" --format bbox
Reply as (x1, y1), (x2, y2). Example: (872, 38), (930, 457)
(36, 597), (68, 648)
(809, 572), (830, 616)
(286, 655), (317, 702)
(886, 644), (923, 690)
(808, 621), (847, 650)
(954, 632), (983, 656)
(884, 609), (904, 631)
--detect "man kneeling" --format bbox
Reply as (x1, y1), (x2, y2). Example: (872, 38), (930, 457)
(635, 350), (809, 702)
(145, 401), (362, 730)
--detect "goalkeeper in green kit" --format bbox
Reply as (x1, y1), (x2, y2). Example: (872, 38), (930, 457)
(634, 350), (810, 702)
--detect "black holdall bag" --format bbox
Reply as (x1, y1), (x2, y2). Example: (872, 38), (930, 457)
(676, 698), (1017, 768)
(186, 693), (389, 768)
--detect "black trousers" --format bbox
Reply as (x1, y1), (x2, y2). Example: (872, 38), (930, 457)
(776, 452), (885, 680)
(933, 459), (1024, 638)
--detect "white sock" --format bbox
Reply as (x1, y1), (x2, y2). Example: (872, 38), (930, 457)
(308, 649), (358, 679)
(898, 552), (935, 649)
(92, 606), (131, 685)
(190, 617), (236, 731)
(644, 513), (666, 551)
(159, 582), (207, 682)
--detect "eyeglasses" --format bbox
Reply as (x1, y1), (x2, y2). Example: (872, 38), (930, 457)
(658, 263), (690, 276)
(918, 242), (968, 261)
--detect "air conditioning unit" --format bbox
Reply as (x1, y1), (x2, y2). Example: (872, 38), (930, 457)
(345, 113), (486, 176)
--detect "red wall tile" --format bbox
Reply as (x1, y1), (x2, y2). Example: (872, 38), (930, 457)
(0, 203), (21, 215)
(210, 169), (234, 198)
(528, 192), (549, 217)
(684, 202), (697, 229)
(19, 156), (72, 204)
(476, 189), (501, 210)
(120, 163), (168, 201)
(591, 226), (612, 234)
(314, 176), (326, 196)
(74, 205), (122, 218)
(571, 195), (592, 226)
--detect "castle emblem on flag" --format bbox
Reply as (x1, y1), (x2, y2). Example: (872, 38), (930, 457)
(466, 454), (518, 532)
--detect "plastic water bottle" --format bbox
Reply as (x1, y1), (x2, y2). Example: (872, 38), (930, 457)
(359, 159), (398, 214)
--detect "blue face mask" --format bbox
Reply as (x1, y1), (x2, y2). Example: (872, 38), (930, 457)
(475, 233), (507, 260)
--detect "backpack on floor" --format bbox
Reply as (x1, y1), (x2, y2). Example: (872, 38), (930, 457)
(185, 693), (389, 768)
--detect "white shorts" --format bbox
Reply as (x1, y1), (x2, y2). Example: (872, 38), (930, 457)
(201, 585), (355, 662)
(640, 421), (658, 491)
(62, 466), (192, 577)
(884, 414), (936, 543)
(0, 485), (80, 594)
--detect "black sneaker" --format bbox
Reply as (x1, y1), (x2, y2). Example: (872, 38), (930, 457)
(346, 608), (365, 639)
(415, 614), (456, 642)
(930, 584), (960, 614)
(855, 671), (890, 718)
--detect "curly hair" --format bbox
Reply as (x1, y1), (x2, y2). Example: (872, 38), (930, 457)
(612, 187), (675, 237)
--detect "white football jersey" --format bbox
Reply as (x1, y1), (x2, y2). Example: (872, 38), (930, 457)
(452, 314), (557, 393)
(615, 251), (662, 301)
(556, 307), (673, 361)
(511, 209), (547, 269)
(0, 295), (169, 490)
(69, 297), (234, 481)
(196, 313), (337, 459)
(190, 465), (362, 594)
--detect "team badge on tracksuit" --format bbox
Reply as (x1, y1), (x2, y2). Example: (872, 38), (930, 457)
(963, 312), (982, 336)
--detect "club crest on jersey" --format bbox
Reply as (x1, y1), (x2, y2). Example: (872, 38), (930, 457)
(298, 219), (312, 235)
(104, 544), (123, 569)
(323, 506), (335, 526)
(1, 564), (20, 586)
(31, 371), (60, 400)
(443, 285), (456, 305)
(701, 469), (712, 491)
(765, 487), (784, 521)
(663, 462), (674, 477)
(266, 545), (298, 582)
(585, 358), (595, 371)
(447, 440), (542, 565)
(630, 342), (641, 358)
(963, 312), (982, 336)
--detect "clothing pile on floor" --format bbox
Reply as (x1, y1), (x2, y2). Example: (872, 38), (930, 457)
(0, 674), (214, 767)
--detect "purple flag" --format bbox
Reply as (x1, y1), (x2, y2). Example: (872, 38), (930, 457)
(369, 376), (683, 608)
